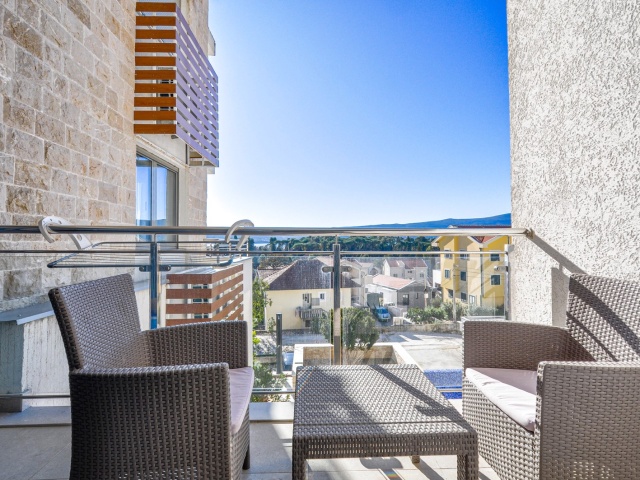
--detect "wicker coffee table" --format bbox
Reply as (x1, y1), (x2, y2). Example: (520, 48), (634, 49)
(293, 364), (478, 480)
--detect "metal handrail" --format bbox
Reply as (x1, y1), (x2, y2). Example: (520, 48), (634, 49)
(0, 224), (530, 238)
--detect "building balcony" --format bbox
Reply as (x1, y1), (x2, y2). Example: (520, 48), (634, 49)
(1, 225), (638, 479)
(0, 226), (514, 479)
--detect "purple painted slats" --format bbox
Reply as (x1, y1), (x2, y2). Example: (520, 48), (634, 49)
(134, 3), (220, 167)
(175, 51), (218, 124)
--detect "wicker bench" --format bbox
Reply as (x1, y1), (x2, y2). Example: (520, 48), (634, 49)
(293, 364), (478, 480)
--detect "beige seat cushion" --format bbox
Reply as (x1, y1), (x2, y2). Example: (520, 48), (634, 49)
(229, 366), (254, 434)
(466, 367), (537, 432)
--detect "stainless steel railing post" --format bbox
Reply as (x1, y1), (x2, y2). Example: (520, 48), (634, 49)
(332, 241), (342, 365)
(149, 237), (159, 329)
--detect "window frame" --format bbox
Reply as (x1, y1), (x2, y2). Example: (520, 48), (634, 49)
(491, 274), (501, 286)
(490, 253), (501, 262)
(136, 151), (179, 242)
(460, 271), (467, 282)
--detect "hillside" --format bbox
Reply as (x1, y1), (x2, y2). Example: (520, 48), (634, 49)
(352, 213), (511, 229)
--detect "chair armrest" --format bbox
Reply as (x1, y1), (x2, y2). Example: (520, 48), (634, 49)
(536, 361), (640, 478)
(144, 320), (248, 368)
(69, 363), (233, 478)
(463, 321), (590, 371)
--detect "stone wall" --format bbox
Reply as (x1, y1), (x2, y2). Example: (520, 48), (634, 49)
(0, 0), (138, 310)
(508, 0), (640, 325)
(0, 0), (215, 310)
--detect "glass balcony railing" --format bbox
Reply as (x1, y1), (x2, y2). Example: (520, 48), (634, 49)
(248, 248), (510, 400)
(0, 222), (526, 405)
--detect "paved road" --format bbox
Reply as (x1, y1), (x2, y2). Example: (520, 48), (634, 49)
(257, 330), (463, 371)
(380, 331), (462, 371)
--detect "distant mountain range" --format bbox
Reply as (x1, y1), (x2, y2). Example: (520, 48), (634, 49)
(248, 214), (511, 244)
(353, 213), (511, 230)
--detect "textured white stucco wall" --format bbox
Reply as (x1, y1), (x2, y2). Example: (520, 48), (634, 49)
(508, 0), (640, 326)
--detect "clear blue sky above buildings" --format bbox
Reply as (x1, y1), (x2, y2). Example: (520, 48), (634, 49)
(207, 0), (509, 228)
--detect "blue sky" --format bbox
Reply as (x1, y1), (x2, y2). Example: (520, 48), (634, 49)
(207, 0), (509, 228)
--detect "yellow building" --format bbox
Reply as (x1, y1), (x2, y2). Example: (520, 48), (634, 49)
(261, 258), (353, 330)
(434, 228), (510, 312)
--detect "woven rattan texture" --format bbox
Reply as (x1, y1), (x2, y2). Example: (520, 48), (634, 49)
(463, 378), (536, 480)
(463, 273), (640, 480)
(566, 273), (640, 361)
(49, 274), (250, 479)
(293, 365), (478, 480)
(49, 274), (150, 369)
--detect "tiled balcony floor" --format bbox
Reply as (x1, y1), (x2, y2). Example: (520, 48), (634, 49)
(0, 401), (500, 480)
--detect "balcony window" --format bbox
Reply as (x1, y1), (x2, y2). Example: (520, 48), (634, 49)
(469, 294), (476, 304)
(490, 253), (501, 261)
(136, 153), (178, 241)
(460, 292), (467, 301)
(491, 274), (501, 286)
(460, 271), (467, 282)
(444, 269), (451, 279)
(460, 250), (469, 260)
(444, 249), (453, 259)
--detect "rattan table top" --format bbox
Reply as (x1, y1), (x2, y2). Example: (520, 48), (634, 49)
(294, 364), (470, 432)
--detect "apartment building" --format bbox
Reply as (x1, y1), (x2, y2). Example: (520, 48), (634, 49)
(434, 228), (510, 310)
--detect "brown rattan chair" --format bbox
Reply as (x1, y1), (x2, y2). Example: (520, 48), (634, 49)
(463, 273), (640, 479)
(49, 273), (252, 479)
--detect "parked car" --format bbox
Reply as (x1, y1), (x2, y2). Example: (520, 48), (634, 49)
(374, 307), (391, 322)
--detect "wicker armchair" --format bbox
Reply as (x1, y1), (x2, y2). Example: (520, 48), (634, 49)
(49, 273), (252, 479)
(463, 273), (640, 480)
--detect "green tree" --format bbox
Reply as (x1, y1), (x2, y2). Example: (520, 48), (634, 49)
(406, 307), (446, 324)
(252, 278), (272, 329)
(251, 361), (288, 402)
(442, 300), (468, 321)
(320, 308), (379, 351)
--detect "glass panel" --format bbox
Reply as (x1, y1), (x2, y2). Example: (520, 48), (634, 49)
(251, 253), (334, 401)
(136, 156), (152, 242)
(136, 153), (178, 243)
(155, 165), (177, 243)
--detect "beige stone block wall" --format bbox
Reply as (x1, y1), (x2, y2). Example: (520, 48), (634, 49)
(0, 0), (139, 309)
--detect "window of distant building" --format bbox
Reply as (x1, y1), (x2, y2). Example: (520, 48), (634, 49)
(469, 295), (476, 304)
(401, 294), (409, 305)
(491, 275), (501, 286)
(319, 292), (326, 301)
(444, 269), (451, 279)
(490, 253), (501, 262)
(460, 271), (467, 282)
(136, 152), (178, 242)
(460, 249), (469, 260)
(447, 289), (453, 299)
(444, 249), (453, 259)
(393, 274), (398, 277)
(460, 292), (467, 301)
(419, 273), (424, 278)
